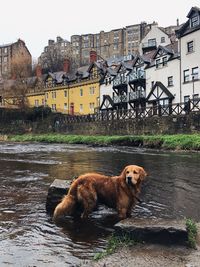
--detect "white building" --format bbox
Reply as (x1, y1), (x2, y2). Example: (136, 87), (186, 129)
(176, 6), (200, 103)
(139, 23), (171, 55)
(145, 42), (180, 109)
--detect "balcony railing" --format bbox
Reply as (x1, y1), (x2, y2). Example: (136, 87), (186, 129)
(113, 91), (146, 104)
(113, 95), (128, 104)
(113, 75), (127, 87)
(129, 91), (146, 101)
(129, 70), (145, 83)
(142, 41), (157, 48)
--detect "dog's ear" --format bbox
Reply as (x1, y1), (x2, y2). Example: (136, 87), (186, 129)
(121, 166), (128, 178)
(139, 167), (148, 181)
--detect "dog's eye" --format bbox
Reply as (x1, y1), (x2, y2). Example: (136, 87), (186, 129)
(133, 171), (138, 174)
(126, 171), (129, 174)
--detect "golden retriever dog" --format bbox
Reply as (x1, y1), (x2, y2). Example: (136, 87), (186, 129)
(53, 165), (147, 221)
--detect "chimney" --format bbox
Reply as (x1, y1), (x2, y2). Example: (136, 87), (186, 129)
(36, 65), (42, 78)
(90, 50), (97, 63)
(177, 18), (179, 26)
(63, 59), (70, 73)
(48, 39), (54, 46)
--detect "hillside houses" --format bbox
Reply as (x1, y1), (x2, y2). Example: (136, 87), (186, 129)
(1, 6), (199, 116)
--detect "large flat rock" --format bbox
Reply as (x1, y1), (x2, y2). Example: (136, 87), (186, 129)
(46, 179), (71, 213)
(114, 218), (188, 245)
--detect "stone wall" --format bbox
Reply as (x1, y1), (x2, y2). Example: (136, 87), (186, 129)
(57, 113), (200, 135)
(0, 110), (200, 135)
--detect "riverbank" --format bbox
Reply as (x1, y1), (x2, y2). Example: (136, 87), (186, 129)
(6, 133), (200, 151)
(82, 222), (200, 267)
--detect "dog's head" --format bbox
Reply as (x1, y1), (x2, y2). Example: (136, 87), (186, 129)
(121, 165), (147, 189)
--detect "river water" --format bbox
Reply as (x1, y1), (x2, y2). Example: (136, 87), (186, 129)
(0, 143), (199, 266)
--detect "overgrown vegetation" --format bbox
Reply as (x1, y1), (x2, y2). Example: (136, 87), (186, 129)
(94, 233), (136, 261)
(7, 134), (200, 151)
(186, 218), (198, 249)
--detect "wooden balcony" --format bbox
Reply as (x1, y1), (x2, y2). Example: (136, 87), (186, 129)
(113, 95), (128, 104)
(113, 75), (128, 89)
(129, 91), (146, 102)
(129, 70), (145, 83)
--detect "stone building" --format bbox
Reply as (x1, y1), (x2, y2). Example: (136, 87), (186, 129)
(0, 39), (32, 79)
(38, 36), (73, 73)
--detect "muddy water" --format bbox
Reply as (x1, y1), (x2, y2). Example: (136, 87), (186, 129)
(0, 143), (199, 266)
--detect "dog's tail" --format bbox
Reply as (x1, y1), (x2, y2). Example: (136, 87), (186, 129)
(53, 179), (80, 221)
(53, 194), (76, 220)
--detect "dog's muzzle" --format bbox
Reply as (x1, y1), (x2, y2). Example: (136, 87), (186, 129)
(127, 176), (133, 186)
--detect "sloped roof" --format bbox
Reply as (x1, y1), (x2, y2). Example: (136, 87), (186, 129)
(176, 7), (200, 38)
(147, 81), (174, 101)
(100, 95), (114, 110)
(187, 6), (200, 18)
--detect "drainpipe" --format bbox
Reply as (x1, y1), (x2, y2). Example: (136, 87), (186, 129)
(179, 38), (182, 103)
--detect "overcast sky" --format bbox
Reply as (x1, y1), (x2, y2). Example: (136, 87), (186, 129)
(0, 0), (199, 60)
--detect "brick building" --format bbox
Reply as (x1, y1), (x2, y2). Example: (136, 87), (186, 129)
(0, 39), (32, 79)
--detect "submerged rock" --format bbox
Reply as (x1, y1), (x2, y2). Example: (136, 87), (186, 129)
(46, 179), (70, 213)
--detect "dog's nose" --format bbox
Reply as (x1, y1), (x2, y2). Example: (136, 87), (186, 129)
(127, 176), (132, 182)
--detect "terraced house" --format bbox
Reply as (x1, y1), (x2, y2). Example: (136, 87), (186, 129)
(26, 59), (105, 115)
(100, 6), (200, 115)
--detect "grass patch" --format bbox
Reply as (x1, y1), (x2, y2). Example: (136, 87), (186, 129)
(94, 233), (136, 261)
(186, 218), (198, 249)
(7, 134), (200, 151)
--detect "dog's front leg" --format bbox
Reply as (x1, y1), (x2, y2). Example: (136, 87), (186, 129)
(117, 207), (128, 220)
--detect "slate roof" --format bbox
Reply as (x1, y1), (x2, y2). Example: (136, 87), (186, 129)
(176, 7), (200, 38)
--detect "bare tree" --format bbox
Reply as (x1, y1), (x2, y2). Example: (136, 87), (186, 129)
(3, 51), (32, 109)
(39, 41), (77, 73)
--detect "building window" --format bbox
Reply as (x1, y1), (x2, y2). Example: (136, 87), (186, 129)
(113, 44), (118, 50)
(190, 15), (199, 28)
(80, 104), (83, 112)
(52, 104), (56, 111)
(162, 56), (167, 66)
(80, 88), (83, 96)
(89, 86), (95, 95)
(168, 76), (173, 86)
(187, 41), (194, 53)
(155, 59), (161, 68)
(193, 94), (199, 104)
(64, 103), (68, 110)
(3, 56), (8, 62)
(52, 91), (56, 98)
(192, 67), (199, 80)
(34, 99), (39, 107)
(4, 48), (7, 53)
(148, 38), (156, 47)
(161, 37), (165, 43)
(64, 90), (67, 97)
(184, 95), (190, 103)
(89, 102), (94, 112)
(45, 92), (48, 99)
(183, 69), (190, 83)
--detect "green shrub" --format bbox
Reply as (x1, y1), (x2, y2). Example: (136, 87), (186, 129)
(186, 218), (198, 249)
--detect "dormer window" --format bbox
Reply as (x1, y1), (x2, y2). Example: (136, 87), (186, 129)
(190, 15), (199, 28)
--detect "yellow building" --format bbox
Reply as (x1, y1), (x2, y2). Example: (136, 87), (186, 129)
(25, 62), (102, 115)
(27, 91), (45, 108)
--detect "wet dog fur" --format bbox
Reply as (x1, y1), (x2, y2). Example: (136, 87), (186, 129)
(53, 165), (147, 221)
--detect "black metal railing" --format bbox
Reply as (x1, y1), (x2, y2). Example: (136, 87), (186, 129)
(60, 99), (200, 124)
